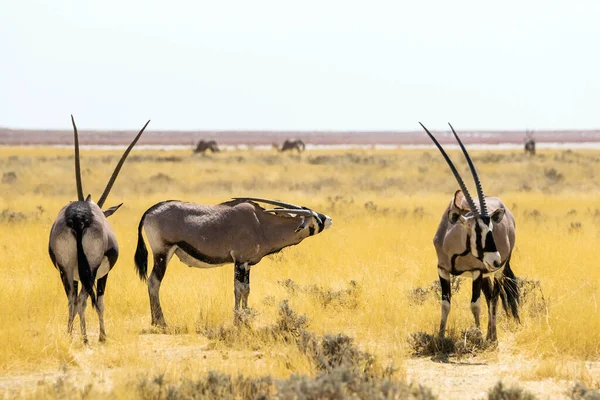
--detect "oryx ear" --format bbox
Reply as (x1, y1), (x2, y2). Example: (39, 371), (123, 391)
(85, 194), (92, 202)
(295, 217), (308, 233)
(491, 207), (505, 223)
(103, 203), (123, 217)
(452, 190), (466, 210)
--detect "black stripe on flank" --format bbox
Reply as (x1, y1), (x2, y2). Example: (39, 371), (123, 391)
(174, 241), (232, 265)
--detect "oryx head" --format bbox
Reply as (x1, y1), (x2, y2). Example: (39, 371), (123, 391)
(233, 197), (332, 235)
(420, 122), (506, 271)
(70, 115), (150, 218)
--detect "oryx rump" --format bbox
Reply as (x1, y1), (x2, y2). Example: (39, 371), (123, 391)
(48, 115), (149, 343)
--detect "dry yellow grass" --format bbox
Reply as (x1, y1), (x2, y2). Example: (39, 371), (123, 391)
(0, 146), (599, 398)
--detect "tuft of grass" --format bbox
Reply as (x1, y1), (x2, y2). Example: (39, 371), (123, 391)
(570, 382), (600, 400)
(486, 381), (537, 400)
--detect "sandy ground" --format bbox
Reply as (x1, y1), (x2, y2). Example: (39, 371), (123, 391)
(1, 333), (596, 399)
(1, 127), (600, 146)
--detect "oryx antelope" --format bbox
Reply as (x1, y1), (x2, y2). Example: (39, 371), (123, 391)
(133, 197), (332, 327)
(273, 139), (306, 153)
(420, 122), (520, 341)
(194, 139), (220, 154)
(48, 116), (150, 343)
(524, 131), (536, 155)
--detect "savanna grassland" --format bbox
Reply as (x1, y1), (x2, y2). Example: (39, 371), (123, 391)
(0, 146), (599, 399)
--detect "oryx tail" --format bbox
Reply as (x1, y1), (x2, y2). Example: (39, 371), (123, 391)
(134, 209), (150, 282)
(500, 261), (520, 322)
(134, 200), (176, 281)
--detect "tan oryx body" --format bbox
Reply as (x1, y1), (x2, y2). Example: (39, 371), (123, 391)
(194, 140), (220, 154)
(134, 197), (332, 327)
(48, 116), (149, 343)
(273, 139), (306, 153)
(421, 122), (519, 341)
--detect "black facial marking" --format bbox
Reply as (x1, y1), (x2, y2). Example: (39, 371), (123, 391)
(316, 213), (327, 233)
(234, 263), (250, 285)
(174, 241), (232, 265)
(309, 226), (316, 236)
(484, 231), (497, 253)
(474, 222), (484, 259)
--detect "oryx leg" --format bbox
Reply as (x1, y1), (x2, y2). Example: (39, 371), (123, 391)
(234, 262), (250, 310)
(438, 267), (451, 337)
(482, 277), (501, 341)
(234, 262), (250, 324)
(76, 287), (89, 344)
(96, 275), (107, 342)
(470, 271), (482, 329)
(148, 252), (169, 327)
(59, 268), (77, 336)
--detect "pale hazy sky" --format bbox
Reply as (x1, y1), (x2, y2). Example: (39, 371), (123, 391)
(1, 0), (599, 130)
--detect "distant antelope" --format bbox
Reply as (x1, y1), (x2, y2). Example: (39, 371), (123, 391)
(420, 122), (519, 341)
(273, 139), (306, 153)
(524, 131), (536, 155)
(134, 197), (332, 327)
(48, 116), (149, 343)
(194, 140), (220, 154)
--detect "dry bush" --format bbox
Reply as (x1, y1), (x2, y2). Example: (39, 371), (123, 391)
(408, 277), (463, 306)
(570, 382), (600, 400)
(278, 279), (362, 309)
(486, 381), (537, 400)
(410, 328), (492, 359)
(136, 372), (274, 400)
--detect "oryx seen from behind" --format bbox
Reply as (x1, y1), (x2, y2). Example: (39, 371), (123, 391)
(134, 197), (332, 327)
(420, 122), (519, 341)
(48, 116), (150, 343)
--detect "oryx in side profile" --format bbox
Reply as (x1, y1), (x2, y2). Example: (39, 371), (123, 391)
(420, 122), (519, 341)
(48, 115), (150, 343)
(273, 139), (306, 153)
(134, 197), (332, 327)
(194, 139), (220, 154)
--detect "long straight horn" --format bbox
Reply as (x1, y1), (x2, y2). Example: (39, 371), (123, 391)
(232, 197), (303, 210)
(448, 123), (487, 216)
(419, 122), (479, 215)
(71, 115), (84, 201)
(96, 120), (150, 208)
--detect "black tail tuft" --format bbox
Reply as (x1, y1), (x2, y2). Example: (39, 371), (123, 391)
(134, 211), (149, 281)
(499, 260), (520, 323)
(75, 230), (98, 311)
